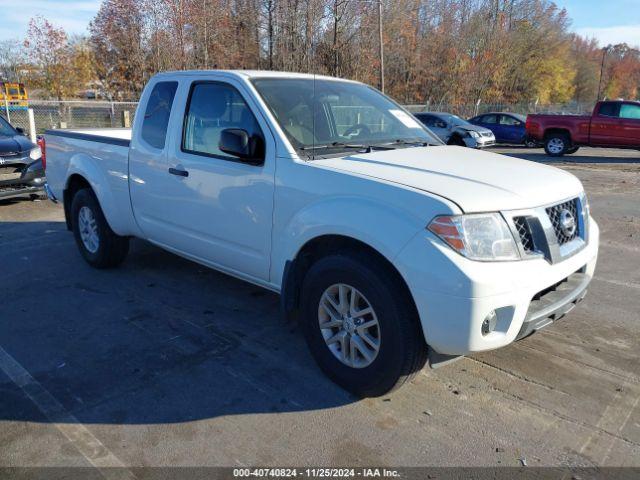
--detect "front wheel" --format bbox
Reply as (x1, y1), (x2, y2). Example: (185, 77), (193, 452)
(300, 253), (427, 397)
(544, 134), (570, 157)
(565, 146), (580, 155)
(524, 137), (539, 148)
(71, 188), (129, 268)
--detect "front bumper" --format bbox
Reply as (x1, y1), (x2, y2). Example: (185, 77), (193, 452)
(464, 136), (496, 149)
(0, 158), (45, 200)
(395, 217), (599, 356)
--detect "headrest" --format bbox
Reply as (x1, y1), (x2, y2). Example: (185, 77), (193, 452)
(189, 86), (230, 121)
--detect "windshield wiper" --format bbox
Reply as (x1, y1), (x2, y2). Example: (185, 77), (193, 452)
(301, 142), (397, 154)
(300, 142), (370, 151)
(376, 139), (433, 147)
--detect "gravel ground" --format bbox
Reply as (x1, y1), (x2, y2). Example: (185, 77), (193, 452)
(0, 147), (638, 469)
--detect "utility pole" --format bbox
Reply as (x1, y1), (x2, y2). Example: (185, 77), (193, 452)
(597, 45), (611, 102)
(378, 0), (385, 93)
(203, 0), (209, 68)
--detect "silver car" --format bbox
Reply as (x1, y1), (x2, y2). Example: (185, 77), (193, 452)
(414, 112), (495, 148)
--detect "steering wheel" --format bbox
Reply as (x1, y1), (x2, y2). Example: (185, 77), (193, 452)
(343, 123), (371, 138)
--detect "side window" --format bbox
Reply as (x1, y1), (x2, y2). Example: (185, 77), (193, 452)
(434, 118), (448, 128)
(416, 114), (436, 127)
(499, 115), (520, 126)
(141, 81), (178, 149)
(182, 82), (263, 160)
(598, 102), (620, 118)
(482, 114), (498, 124)
(619, 103), (640, 120)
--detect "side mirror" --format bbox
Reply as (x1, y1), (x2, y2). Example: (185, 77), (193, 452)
(219, 128), (264, 165)
(15, 127), (26, 136)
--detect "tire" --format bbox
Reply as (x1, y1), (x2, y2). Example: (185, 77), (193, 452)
(565, 146), (580, 155)
(70, 188), (129, 268)
(524, 137), (539, 148)
(300, 253), (427, 397)
(544, 133), (570, 157)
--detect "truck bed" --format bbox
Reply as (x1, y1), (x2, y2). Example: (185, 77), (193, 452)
(44, 127), (138, 236)
(46, 128), (132, 147)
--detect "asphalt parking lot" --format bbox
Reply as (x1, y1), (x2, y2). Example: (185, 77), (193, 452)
(0, 147), (639, 469)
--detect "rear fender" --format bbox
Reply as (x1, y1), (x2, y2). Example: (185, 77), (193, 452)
(65, 153), (128, 235)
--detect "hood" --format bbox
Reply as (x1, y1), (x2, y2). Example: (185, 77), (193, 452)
(312, 146), (583, 212)
(0, 134), (35, 155)
(455, 124), (493, 136)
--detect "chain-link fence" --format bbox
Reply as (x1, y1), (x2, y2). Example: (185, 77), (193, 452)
(0, 99), (598, 139)
(404, 101), (596, 117)
(0, 101), (138, 137)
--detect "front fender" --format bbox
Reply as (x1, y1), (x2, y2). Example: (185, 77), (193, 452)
(271, 195), (428, 287)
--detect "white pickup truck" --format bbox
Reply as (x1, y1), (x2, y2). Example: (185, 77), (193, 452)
(44, 70), (599, 396)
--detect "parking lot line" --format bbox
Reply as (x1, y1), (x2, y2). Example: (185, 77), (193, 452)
(0, 345), (135, 478)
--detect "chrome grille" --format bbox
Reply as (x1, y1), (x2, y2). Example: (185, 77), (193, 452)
(546, 198), (579, 245)
(513, 216), (535, 253)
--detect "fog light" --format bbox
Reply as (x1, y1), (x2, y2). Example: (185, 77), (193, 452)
(481, 310), (498, 336)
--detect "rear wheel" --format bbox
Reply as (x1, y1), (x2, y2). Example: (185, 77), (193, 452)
(565, 146), (580, 155)
(300, 253), (427, 397)
(544, 133), (570, 157)
(71, 188), (129, 268)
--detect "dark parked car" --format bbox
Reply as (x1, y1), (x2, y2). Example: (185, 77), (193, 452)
(469, 112), (538, 147)
(0, 116), (45, 200)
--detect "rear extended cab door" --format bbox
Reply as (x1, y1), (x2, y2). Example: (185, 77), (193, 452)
(129, 73), (277, 284)
(618, 102), (640, 147)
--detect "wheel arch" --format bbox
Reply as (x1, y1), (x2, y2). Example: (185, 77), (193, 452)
(281, 234), (420, 328)
(63, 174), (93, 230)
(543, 128), (572, 141)
(63, 154), (135, 236)
(447, 132), (466, 145)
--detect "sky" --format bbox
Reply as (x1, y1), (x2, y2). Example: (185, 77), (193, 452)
(555, 0), (640, 47)
(0, 0), (639, 48)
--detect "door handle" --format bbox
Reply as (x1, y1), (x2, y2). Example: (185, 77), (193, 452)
(168, 167), (189, 177)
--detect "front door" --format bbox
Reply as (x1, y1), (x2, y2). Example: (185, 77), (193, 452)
(498, 115), (524, 143)
(133, 78), (276, 282)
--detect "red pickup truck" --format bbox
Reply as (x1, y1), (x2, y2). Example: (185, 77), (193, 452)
(526, 100), (640, 156)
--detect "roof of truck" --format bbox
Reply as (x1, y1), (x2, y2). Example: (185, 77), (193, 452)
(153, 69), (360, 83)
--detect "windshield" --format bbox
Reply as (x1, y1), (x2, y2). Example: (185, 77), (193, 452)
(0, 116), (16, 136)
(251, 78), (441, 156)
(440, 114), (470, 127)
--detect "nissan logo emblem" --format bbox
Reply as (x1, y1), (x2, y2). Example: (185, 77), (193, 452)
(559, 209), (577, 237)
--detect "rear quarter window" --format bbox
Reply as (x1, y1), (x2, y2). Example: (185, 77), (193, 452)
(141, 81), (178, 149)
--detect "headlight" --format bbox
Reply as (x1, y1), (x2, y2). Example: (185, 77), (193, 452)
(580, 191), (590, 218)
(428, 213), (520, 261)
(468, 131), (480, 138)
(29, 146), (42, 160)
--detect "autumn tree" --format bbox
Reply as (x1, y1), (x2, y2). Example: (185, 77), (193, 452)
(0, 39), (27, 83)
(90, 0), (146, 100)
(23, 17), (78, 100)
(15, 0), (640, 106)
